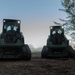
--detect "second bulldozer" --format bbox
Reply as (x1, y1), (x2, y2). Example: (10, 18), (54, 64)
(0, 19), (31, 60)
(41, 26), (75, 58)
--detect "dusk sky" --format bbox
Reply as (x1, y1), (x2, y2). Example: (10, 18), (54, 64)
(0, 0), (67, 48)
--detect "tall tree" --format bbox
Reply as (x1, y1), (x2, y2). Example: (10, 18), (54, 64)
(60, 0), (75, 30)
(60, 0), (75, 41)
(53, 0), (75, 42)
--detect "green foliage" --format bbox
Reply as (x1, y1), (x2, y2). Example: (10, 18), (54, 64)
(60, 0), (75, 41)
(54, 0), (75, 31)
(62, 0), (70, 7)
(61, 0), (75, 25)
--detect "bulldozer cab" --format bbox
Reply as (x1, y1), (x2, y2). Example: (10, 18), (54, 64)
(50, 26), (64, 44)
(3, 19), (20, 33)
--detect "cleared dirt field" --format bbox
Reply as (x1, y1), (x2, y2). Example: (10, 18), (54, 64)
(0, 52), (75, 75)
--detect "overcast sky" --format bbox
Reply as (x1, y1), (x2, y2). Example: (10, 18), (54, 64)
(0, 0), (67, 48)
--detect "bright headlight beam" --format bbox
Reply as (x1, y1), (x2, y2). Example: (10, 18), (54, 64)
(17, 21), (20, 24)
(50, 27), (53, 29)
(61, 26), (64, 29)
(3, 20), (6, 22)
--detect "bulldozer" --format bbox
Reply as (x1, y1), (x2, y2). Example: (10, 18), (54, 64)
(41, 26), (75, 58)
(0, 19), (31, 60)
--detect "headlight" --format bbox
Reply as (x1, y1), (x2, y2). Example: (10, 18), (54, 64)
(17, 21), (20, 24)
(61, 26), (64, 29)
(50, 27), (53, 29)
(3, 20), (6, 22)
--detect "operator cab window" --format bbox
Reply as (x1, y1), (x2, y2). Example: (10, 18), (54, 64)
(4, 25), (18, 32)
(51, 28), (63, 35)
(57, 29), (62, 34)
(52, 30), (56, 35)
(13, 26), (18, 31)
(7, 26), (11, 31)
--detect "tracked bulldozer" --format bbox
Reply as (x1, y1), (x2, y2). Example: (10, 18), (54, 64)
(0, 19), (31, 60)
(41, 26), (75, 58)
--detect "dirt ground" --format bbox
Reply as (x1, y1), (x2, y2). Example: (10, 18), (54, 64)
(0, 52), (75, 75)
